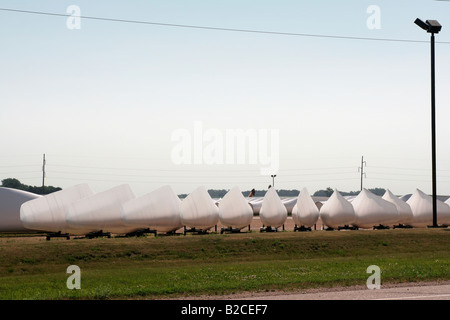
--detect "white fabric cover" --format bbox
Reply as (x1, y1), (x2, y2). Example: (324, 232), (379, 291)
(292, 188), (319, 227)
(344, 195), (357, 203)
(319, 189), (355, 229)
(66, 184), (137, 234)
(399, 194), (412, 202)
(351, 188), (399, 228)
(445, 198), (450, 225)
(20, 184), (94, 234)
(180, 186), (219, 230)
(407, 188), (450, 227)
(0, 187), (42, 232)
(259, 188), (287, 228)
(218, 186), (253, 229)
(248, 197), (264, 214)
(281, 197), (298, 214)
(121, 185), (182, 233)
(382, 189), (414, 225)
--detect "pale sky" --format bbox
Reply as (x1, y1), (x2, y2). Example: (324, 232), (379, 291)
(1, 0), (450, 197)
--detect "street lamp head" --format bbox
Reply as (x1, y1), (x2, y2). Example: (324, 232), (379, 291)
(426, 20), (442, 33)
(415, 18), (442, 34)
(415, 18), (429, 30)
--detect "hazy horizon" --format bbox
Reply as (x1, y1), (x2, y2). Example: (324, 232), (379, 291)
(1, 1), (450, 197)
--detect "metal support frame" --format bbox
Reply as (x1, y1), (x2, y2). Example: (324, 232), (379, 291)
(294, 224), (312, 232)
(373, 224), (390, 230)
(126, 228), (157, 237)
(393, 224), (413, 229)
(220, 226), (245, 234)
(183, 226), (211, 236)
(85, 230), (111, 239)
(46, 231), (70, 241)
(164, 230), (181, 236)
(259, 225), (278, 232)
(337, 225), (358, 231)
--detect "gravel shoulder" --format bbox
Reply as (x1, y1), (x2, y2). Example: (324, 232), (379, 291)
(177, 280), (450, 300)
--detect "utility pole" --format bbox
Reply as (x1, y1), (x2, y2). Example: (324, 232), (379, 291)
(271, 174), (276, 188)
(414, 18), (443, 228)
(431, 30), (438, 227)
(42, 153), (46, 194)
(358, 156), (366, 191)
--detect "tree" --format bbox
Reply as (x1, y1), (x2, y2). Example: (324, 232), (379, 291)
(1, 178), (61, 195)
(313, 187), (334, 197)
(1, 178), (25, 190)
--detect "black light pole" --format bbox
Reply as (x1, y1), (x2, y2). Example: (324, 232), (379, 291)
(271, 174), (276, 188)
(414, 18), (442, 228)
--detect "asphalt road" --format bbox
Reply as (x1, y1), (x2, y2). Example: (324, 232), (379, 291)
(238, 282), (450, 300)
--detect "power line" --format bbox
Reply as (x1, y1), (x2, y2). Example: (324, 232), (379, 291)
(4, 159), (450, 178)
(0, 171), (41, 175)
(370, 165), (430, 172)
(46, 163), (358, 173)
(47, 170), (358, 180)
(1, 7), (450, 44)
(370, 172), (432, 178)
(358, 156), (367, 191)
(47, 175), (362, 185)
(0, 164), (40, 168)
(366, 177), (432, 183)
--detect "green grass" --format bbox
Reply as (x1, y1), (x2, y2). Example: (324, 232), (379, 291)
(0, 228), (449, 299)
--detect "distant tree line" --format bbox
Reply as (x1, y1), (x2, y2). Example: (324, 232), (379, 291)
(180, 187), (386, 199)
(1, 178), (62, 195)
(1, 177), (386, 198)
(207, 189), (302, 198)
(312, 187), (386, 197)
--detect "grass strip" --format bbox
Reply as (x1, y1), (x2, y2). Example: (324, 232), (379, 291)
(0, 229), (448, 299)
